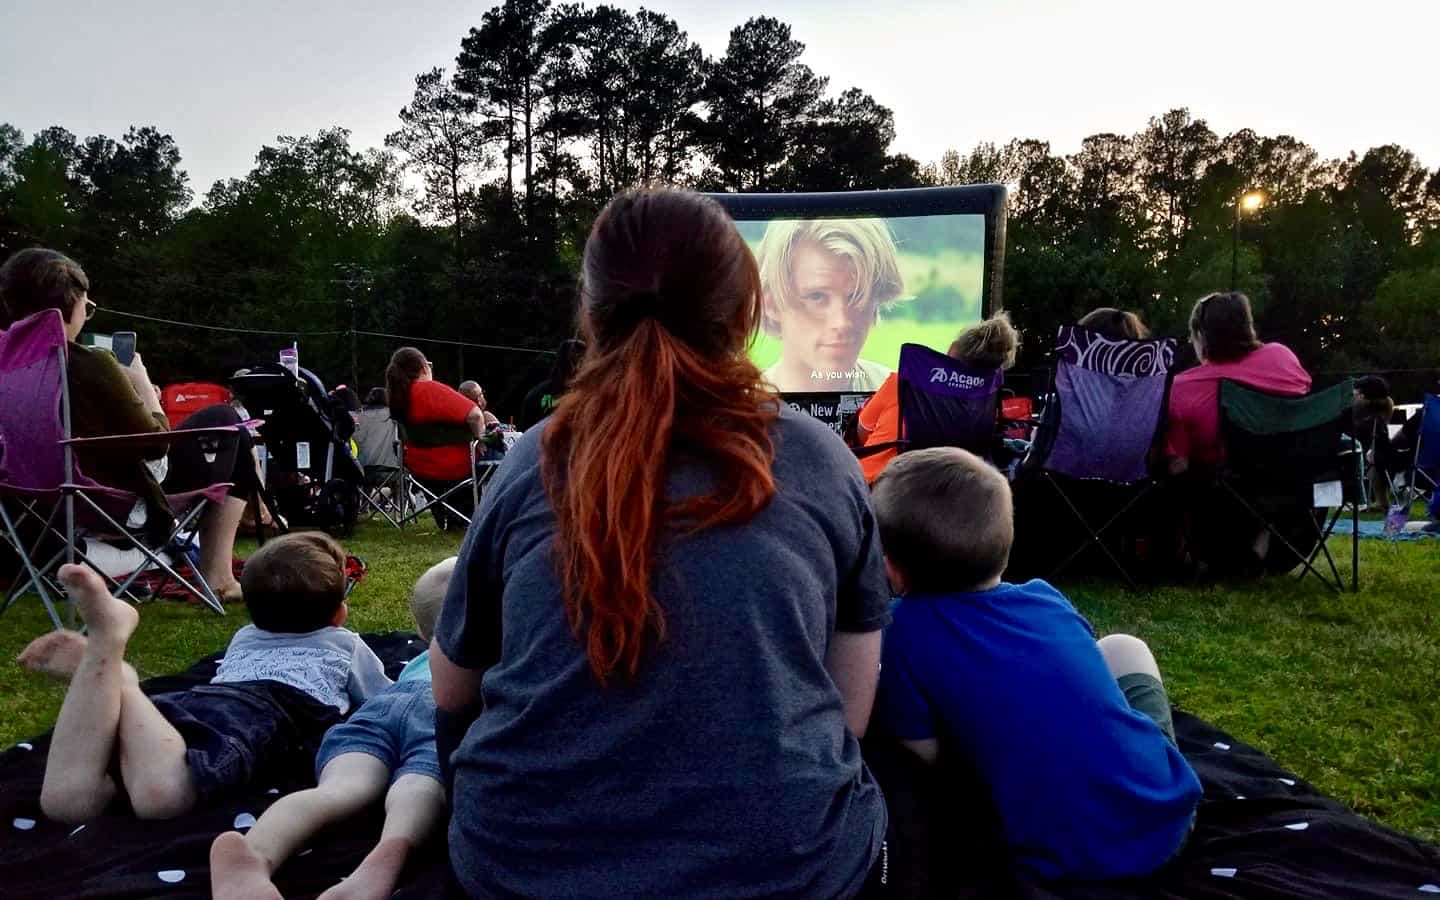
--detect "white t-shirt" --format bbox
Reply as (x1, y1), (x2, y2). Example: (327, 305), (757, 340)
(212, 625), (392, 715)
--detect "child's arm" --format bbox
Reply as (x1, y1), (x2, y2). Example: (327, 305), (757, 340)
(826, 631), (882, 739)
(347, 638), (394, 705)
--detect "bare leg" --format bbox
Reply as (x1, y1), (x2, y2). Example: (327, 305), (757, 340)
(37, 565), (139, 824)
(1097, 633), (1163, 681)
(199, 495), (247, 602)
(210, 753), (389, 900)
(317, 773), (447, 900)
(116, 672), (198, 819)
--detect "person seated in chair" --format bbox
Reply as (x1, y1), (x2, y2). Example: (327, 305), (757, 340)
(0, 248), (258, 602)
(458, 380), (502, 429)
(385, 347), (485, 529)
(1077, 307), (1149, 340)
(870, 447), (1202, 882)
(855, 311), (1020, 484)
(1163, 292), (1311, 574)
(1341, 376), (1394, 510)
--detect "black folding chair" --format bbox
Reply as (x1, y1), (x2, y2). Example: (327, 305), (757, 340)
(1217, 379), (1360, 592)
(1024, 325), (1177, 589)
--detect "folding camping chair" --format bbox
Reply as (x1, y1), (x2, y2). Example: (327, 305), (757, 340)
(0, 310), (237, 628)
(1024, 325), (1177, 588)
(392, 418), (499, 530)
(1387, 393), (1439, 514)
(854, 342), (1004, 465)
(1217, 378), (1360, 592)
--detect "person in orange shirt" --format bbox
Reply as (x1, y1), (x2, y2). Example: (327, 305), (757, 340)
(857, 312), (1020, 483)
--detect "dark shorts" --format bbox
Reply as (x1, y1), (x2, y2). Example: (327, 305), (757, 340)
(1117, 672), (1177, 743)
(149, 680), (340, 803)
(316, 679), (440, 784)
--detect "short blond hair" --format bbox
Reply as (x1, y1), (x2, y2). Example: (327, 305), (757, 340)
(409, 557), (456, 643)
(871, 447), (1013, 593)
(755, 218), (904, 336)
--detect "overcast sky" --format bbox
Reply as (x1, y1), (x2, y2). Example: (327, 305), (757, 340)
(3, 0), (1436, 196)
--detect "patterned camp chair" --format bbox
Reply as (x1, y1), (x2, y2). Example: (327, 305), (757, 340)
(1025, 325), (1178, 588)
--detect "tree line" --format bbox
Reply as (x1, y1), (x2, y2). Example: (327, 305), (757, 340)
(2, 1), (1437, 405)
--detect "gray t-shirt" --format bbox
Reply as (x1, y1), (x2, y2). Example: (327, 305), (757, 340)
(212, 624), (392, 715)
(437, 405), (890, 899)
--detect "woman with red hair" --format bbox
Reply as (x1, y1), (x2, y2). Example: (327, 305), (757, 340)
(431, 190), (890, 898)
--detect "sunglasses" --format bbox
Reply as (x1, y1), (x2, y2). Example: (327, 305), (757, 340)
(83, 298), (97, 321)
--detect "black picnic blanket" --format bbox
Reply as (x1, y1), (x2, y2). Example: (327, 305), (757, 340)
(1, 632), (1437, 899)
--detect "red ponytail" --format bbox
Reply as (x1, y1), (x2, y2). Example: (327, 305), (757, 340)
(542, 190), (778, 683)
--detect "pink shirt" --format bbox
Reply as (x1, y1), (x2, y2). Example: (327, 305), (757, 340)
(1165, 343), (1311, 465)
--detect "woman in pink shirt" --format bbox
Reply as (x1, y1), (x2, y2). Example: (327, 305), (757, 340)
(1165, 291), (1311, 474)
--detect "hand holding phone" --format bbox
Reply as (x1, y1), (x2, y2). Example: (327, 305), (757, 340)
(112, 331), (137, 367)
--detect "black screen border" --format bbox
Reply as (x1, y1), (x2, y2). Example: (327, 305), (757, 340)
(708, 185), (1008, 317)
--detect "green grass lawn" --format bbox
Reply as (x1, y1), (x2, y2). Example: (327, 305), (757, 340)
(3, 522), (1437, 843)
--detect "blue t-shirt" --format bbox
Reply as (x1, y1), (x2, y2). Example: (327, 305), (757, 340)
(397, 649), (431, 683)
(874, 579), (1201, 881)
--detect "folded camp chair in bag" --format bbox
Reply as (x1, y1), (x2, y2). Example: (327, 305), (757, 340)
(393, 418), (499, 530)
(0, 310), (238, 628)
(854, 343), (1004, 465)
(1024, 325), (1177, 588)
(1217, 379), (1360, 592)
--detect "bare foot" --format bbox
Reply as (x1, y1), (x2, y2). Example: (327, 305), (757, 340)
(17, 629), (88, 681)
(316, 837), (412, 900)
(56, 564), (137, 646)
(209, 579), (244, 605)
(209, 831), (282, 900)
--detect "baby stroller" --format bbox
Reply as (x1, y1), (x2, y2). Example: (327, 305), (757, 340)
(230, 364), (364, 535)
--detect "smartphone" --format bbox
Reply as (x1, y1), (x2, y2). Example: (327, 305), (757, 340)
(112, 331), (137, 367)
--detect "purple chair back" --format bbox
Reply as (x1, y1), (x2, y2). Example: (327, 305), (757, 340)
(0, 310), (69, 491)
(1043, 326), (1177, 483)
(895, 342), (1003, 457)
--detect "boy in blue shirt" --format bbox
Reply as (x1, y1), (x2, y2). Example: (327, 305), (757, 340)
(870, 448), (1201, 881)
(209, 557), (457, 900)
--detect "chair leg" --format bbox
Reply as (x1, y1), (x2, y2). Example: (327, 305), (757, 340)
(0, 502), (64, 630)
(1223, 486), (1339, 593)
(1044, 473), (1141, 591)
(77, 494), (225, 615)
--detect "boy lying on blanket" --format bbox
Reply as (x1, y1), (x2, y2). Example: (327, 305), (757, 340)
(869, 447), (1203, 881)
(210, 556), (455, 900)
(17, 531), (390, 824)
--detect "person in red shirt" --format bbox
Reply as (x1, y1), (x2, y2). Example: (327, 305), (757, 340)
(1164, 292), (1311, 474)
(385, 347), (485, 528)
(856, 312), (1020, 483)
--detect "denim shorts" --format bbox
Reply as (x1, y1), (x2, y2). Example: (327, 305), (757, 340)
(150, 681), (339, 804)
(316, 679), (440, 784)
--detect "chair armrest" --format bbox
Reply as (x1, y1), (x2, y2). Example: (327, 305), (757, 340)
(61, 425), (247, 451)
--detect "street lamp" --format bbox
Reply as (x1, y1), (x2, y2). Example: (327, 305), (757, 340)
(1231, 190), (1265, 291)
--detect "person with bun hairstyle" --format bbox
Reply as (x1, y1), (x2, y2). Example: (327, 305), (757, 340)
(855, 311), (1021, 483)
(431, 189), (892, 898)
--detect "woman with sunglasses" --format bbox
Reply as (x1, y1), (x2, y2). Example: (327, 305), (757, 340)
(0, 247), (256, 603)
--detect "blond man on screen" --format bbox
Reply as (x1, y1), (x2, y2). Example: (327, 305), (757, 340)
(756, 218), (904, 393)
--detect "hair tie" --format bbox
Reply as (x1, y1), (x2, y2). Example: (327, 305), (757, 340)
(610, 289), (666, 332)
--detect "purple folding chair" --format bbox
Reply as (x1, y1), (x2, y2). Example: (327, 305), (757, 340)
(0, 310), (236, 627)
(1026, 325), (1177, 588)
(854, 342), (1005, 463)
